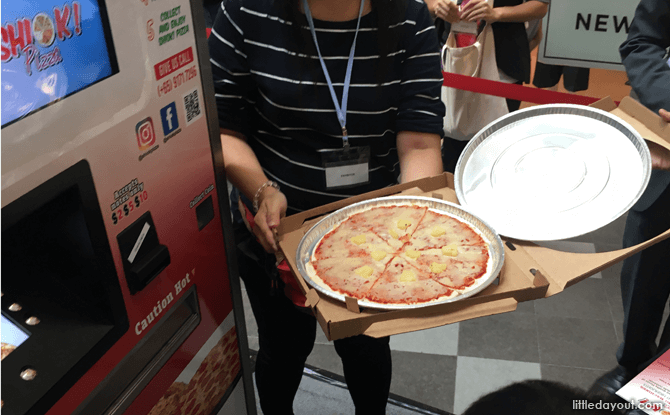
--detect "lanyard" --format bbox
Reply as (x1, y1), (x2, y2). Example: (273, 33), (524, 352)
(302, 0), (365, 148)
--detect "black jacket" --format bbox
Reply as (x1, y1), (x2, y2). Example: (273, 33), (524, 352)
(620, 0), (670, 211)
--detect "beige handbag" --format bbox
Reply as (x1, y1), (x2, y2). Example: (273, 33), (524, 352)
(442, 22), (509, 141)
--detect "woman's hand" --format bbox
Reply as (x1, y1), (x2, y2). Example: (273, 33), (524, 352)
(433, 0), (461, 23)
(460, 0), (501, 23)
(660, 108), (670, 123)
(253, 187), (288, 252)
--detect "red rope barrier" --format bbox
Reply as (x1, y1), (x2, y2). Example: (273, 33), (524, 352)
(442, 72), (613, 106)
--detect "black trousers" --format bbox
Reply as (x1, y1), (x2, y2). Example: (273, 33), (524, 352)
(616, 183), (670, 373)
(235, 224), (392, 415)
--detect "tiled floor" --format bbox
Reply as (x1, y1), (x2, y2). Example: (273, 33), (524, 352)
(240, 212), (670, 414)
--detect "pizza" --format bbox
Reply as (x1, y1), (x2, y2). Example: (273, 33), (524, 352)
(306, 204), (492, 306)
(33, 14), (55, 47)
(147, 326), (240, 415)
(1, 343), (16, 361)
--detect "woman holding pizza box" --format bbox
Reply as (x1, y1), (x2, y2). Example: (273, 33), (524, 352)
(208, 0), (445, 413)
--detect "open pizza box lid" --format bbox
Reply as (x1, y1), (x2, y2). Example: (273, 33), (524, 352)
(277, 96), (670, 341)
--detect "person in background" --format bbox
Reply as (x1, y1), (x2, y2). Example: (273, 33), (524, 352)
(588, 0), (670, 405)
(434, 0), (548, 174)
(208, 0), (445, 413)
(532, 62), (590, 93)
(526, 14), (542, 52)
(458, 0), (549, 112)
(531, 3), (590, 94)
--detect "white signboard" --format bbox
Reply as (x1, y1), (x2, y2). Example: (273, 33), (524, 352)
(538, 0), (641, 70)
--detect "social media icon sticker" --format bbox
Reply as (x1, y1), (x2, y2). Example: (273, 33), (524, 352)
(160, 102), (179, 135)
(136, 117), (156, 151)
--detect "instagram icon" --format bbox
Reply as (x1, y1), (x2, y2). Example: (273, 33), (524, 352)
(136, 117), (156, 151)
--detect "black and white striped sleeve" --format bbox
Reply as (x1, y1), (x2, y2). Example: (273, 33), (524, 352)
(208, 0), (255, 137)
(396, 0), (445, 136)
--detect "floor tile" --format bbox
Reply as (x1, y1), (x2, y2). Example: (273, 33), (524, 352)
(453, 356), (541, 414)
(248, 336), (259, 351)
(514, 300), (535, 314)
(534, 241), (601, 279)
(240, 284), (259, 338)
(293, 375), (356, 414)
(391, 350), (457, 413)
(534, 278), (612, 321)
(600, 261), (624, 322)
(458, 312), (540, 363)
(390, 323), (459, 356)
(305, 343), (344, 377)
(315, 324), (330, 345)
(540, 364), (608, 391)
(566, 213), (627, 250)
(537, 315), (619, 370)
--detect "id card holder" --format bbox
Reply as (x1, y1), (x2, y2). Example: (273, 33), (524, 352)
(321, 146), (370, 189)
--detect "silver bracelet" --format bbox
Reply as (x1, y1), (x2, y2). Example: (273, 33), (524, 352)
(253, 180), (280, 212)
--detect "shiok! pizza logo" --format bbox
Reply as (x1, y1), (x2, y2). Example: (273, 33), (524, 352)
(1, 2), (82, 75)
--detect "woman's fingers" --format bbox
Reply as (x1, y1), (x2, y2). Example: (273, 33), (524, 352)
(460, 0), (488, 21)
(659, 108), (670, 123)
(253, 191), (288, 253)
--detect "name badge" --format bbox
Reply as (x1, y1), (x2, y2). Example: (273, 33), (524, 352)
(321, 146), (370, 189)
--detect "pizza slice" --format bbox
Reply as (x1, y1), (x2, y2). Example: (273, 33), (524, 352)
(310, 223), (395, 298)
(410, 247), (490, 290)
(307, 254), (392, 298)
(314, 216), (396, 262)
(410, 209), (486, 251)
(351, 205), (428, 250)
(364, 255), (457, 304)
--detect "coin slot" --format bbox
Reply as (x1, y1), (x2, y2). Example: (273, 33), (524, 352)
(505, 241), (516, 251)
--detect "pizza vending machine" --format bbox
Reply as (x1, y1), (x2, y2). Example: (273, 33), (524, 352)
(0, 0), (256, 414)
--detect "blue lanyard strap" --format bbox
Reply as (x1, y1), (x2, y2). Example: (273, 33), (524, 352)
(302, 0), (365, 148)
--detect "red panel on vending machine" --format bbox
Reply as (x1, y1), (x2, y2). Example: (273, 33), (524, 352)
(0, 1), (256, 414)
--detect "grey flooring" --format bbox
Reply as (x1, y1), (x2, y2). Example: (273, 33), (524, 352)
(240, 212), (670, 414)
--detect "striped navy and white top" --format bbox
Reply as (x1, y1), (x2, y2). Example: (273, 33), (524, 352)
(209, 0), (445, 214)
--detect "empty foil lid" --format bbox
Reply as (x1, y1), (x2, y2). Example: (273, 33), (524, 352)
(454, 104), (651, 241)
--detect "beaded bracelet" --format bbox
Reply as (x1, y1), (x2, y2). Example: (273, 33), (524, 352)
(252, 180), (280, 212)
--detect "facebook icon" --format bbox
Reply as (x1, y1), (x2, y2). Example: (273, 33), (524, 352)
(160, 102), (179, 135)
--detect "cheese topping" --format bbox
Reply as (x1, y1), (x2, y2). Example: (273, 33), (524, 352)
(431, 226), (446, 237)
(405, 249), (420, 259)
(430, 262), (448, 273)
(399, 270), (417, 282)
(354, 266), (374, 278)
(371, 250), (387, 261)
(389, 228), (399, 239)
(397, 219), (412, 230)
(442, 244), (458, 257)
(351, 235), (367, 245)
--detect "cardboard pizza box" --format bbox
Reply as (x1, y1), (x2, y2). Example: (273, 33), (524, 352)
(277, 97), (670, 341)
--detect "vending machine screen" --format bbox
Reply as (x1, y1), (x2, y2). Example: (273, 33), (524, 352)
(1, 0), (118, 127)
(1, 314), (30, 360)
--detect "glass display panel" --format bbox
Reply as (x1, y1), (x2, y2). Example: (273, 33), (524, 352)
(1, 0), (118, 127)
(1, 314), (30, 360)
